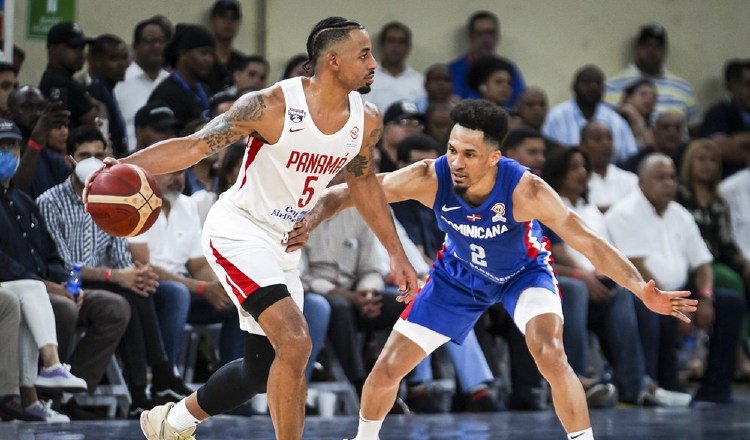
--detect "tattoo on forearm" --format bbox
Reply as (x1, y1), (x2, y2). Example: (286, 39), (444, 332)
(200, 94), (267, 154)
(345, 154), (369, 177)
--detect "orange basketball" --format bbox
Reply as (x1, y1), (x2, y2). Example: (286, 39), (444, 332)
(87, 164), (162, 237)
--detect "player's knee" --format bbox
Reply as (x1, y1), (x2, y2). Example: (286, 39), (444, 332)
(273, 323), (312, 370)
(528, 335), (567, 374)
(368, 358), (402, 389)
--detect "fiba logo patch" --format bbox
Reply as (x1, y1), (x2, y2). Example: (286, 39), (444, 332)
(491, 203), (507, 223)
(288, 108), (306, 123)
(350, 126), (359, 139)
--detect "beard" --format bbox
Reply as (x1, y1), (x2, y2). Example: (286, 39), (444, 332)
(357, 85), (371, 94)
(454, 185), (468, 196)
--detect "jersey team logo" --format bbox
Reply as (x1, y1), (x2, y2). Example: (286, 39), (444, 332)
(350, 126), (359, 139)
(491, 203), (507, 223)
(288, 108), (306, 123)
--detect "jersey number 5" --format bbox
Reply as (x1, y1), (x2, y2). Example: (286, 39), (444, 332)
(298, 175), (318, 208)
(470, 244), (488, 267)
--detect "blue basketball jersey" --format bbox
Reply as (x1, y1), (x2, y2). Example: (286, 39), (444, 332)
(432, 155), (551, 284)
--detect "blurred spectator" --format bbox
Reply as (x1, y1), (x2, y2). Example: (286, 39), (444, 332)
(579, 121), (638, 212)
(0, 288), (21, 420)
(0, 62), (18, 119)
(701, 59), (750, 177)
(39, 22), (98, 127)
(367, 22), (425, 112)
(621, 112), (686, 174)
(424, 102), (452, 151)
(0, 120), (89, 422)
(134, 102), (181, 151)
(416, 63), (459, 112)
(676, 140), (750, 297)
(8, 86), (71, 198)
(115, 17), (171, 153)
(206, 0), (246, 92)
(282, 54), (309, 80)
(543, 65), (638, 163)
(542, 147), (647, 406)
(209, 90), (237, 118)
(0, 41), (26, 74)
(227, 55), (269, 96)
(35, 125), (184, 416)
(128, 170), (244, 367)
(149, 24), (216, 128)
(510, 87), (563, 154)
(379, 100), (424, 172)
(606, 24), (700, 135)
(396, 133), (440, 169)
(719, 153), (750, 260)
(468, 55), (515, 110)
(606, 154), (745, 404)
(617, 79), (657, 148)
(449, 11), (525, 106)
(502, 128), (546, 176)
(86, 35), (130, 157)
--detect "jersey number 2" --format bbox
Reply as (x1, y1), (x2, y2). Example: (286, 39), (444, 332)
(470, 244), (487, 267)
(298, 175), (318, 208)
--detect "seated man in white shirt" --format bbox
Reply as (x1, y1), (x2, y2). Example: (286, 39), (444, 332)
(606, 154), (746, 404)
(114, 17), (171, 153)
(579, 121), (638, 212)
(128, 170), (245, 368)
(542, 65), (638, 164)
(720, 156), (750, 260)
(365, 22), (426, 112)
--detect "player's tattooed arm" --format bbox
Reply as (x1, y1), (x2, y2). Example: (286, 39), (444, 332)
(192, 92), (267, 156)
(344, 114), (381, 178)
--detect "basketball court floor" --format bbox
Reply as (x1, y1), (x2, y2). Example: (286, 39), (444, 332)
(2, 397), (749, 439)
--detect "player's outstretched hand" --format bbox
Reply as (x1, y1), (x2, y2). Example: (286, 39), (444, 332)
(641, 279), (697, 323)
(391, 254), (419, 303)
(83, 157), (119, 211)
(283, 218), (310, 252)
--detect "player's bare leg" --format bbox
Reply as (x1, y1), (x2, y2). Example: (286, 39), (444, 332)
(354, 330), (429, 440)
(258, 297), (312, 439)
(525, 313), (591, 436)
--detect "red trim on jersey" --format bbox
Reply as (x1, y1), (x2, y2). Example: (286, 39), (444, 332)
(210, 240), (260, 303)
(400, 245), (445, 320)
(239, 138), (264, 189)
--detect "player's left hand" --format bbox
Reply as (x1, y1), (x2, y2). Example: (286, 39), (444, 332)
(390, 254), (419, 303)
(641, 280), (697, 324)
(283, 218), (310, 252)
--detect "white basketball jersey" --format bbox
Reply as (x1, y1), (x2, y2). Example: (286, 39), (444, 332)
(223, 77), (365, 235)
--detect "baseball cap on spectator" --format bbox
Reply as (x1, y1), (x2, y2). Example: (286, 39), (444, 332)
(0, 119), (22, 141)
(135, 103), (181, 131)
(164, 24), (216, 68)
(636, 23), (667, 46)
(210, 0), (242, 20)
(384, 100), (425, 125)
(47, 22), (92, 48)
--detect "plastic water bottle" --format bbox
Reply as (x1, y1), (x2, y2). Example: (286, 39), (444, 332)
(66, 263), (83, 301)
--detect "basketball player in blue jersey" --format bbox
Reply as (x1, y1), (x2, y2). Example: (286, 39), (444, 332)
(86, 17), (419, 440)
(299, 100), (698, 440)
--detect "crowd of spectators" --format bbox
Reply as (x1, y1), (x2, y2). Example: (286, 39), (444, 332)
(1, 0), (749, 423)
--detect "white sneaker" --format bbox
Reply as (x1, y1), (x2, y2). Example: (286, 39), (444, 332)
(140, 402), (196, 440)
(24, 400), (71, 423)
(35, 363), (87, 392)
(654, 388), (692, 407)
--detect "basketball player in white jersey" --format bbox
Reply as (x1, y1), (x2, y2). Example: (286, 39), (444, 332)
(86, 17), (418, 440)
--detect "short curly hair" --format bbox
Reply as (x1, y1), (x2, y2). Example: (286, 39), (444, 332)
(450, 99), (508, 148)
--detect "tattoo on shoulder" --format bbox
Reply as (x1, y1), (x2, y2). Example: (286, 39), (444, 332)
(200, 94), (267, 154)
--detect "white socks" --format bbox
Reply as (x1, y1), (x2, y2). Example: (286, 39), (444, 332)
(166, 399), (201, 431)
(354, 411), (384, 440)
(567, 427), (594, 440)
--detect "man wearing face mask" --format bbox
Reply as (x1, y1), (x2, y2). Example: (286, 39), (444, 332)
(37, 126), (189, 416)
(0, 120), (128, 419)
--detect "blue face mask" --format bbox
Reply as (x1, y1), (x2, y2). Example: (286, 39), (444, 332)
(0, 150), (19, 181)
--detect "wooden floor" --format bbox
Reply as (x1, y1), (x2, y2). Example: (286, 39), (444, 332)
(3, 398), (750, 439)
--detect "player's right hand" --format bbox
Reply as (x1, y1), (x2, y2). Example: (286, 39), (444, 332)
(390, 254), (419, 303)
(83, 157), (119, 210)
